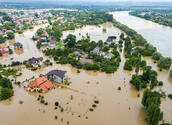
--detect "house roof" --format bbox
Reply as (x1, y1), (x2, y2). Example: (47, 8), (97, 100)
(28, 57), (43, 65)
(28, 77), (53, 92)
(14, 42), (23, 47)
(0, 50), (8, 54)
(106, 37), (113, 43)
(49, 40), (57, 44)
(46, 70), (67, 79)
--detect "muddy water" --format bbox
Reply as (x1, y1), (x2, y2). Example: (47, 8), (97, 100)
(62, 22), (121, 42)
(111, 11), (172, 58)
(0, 22), (171, 125)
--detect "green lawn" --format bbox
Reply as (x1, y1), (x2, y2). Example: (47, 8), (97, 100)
(57, 42), (64, 48)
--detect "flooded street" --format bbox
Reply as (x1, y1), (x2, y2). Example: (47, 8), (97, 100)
(111, 11), (172, 58)
(0, 20), (172, 125)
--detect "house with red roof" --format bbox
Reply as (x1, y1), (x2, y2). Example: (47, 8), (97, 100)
(28, 77), (53, 92)
(0, 47), (8, 55)
(0, 50), (8, 55)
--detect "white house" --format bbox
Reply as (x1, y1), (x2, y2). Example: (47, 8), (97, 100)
(45, 70), (67, 83)
(91, 47), (100, 54)
(100, 52), (113, 59)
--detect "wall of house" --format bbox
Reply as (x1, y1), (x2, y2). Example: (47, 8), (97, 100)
(53, 75), (62, 83)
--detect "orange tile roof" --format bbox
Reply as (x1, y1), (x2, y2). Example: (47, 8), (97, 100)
(28, 77), (53, 92)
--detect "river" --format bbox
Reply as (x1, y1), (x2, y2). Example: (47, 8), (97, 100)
(111, 11), (172, 58)
(0, 17), (171, 125)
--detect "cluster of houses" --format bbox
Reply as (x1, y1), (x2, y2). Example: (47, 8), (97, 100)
(91, 36), (116, 59)
(140, 11), (172, 22)
(0, 42), (23, 56)
(33, 31), (58, 47)
(0, 9), (52, 35)
(71, 36), (117, 62)
(28, 69), (67, 92)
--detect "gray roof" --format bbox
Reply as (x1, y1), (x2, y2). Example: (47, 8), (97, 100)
(14, 42), (23, 47)
(28, 57), (43, 65)
(46, 70), (66, 79)
(106, 37), (113, 43)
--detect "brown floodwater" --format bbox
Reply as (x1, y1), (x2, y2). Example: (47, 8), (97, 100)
(111, 11), (172, 58)
(0, 21), (171, 125)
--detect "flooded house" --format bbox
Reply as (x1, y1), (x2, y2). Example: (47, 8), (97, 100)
(48, 40), (57, 47)
(105, 36), (116, 45)
(0, 47), (8, 55)
(41, 42), (48, 47)
(100, 52), (113, 59)
(91, 47), (100, 54)
(28, 77), (53, 92)
(14, 42), (23, 49)
(28, 57), (43, 68)
(74, 51), (82, 57)
(45, 69), (67, 83)
(6, 30), (14, 34)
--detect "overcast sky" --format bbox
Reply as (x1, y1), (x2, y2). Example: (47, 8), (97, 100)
(1, 0), (172, 2)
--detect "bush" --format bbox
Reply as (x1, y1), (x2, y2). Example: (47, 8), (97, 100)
(168, 94), (172, 99)
(60, 108), (64, 112)
(92, 104), (96, 108)
(158, 81), (163, 86)
(94, 100), (99, 104)
(40, 99), (45, 103)
(19, 100), (24, 104)
(89, 108), (94, 112)
(118, 86), (121, 90)
(44, 102), (48, 105)
(54, 115), (58, 120)
(158, 57), (171, 70)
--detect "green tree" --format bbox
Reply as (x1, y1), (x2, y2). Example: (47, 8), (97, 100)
(0, 88), (13, 100)
(6, 32), (15, 40)
(0, 77), (13, 89)
(152, 52), (162, 61)
(52, 26), (62, 41)
(170, 69), (172, 77)
(36, 42), (41, 49)
(64, 34), (76, 48)
(158, 57), (171, 70)
(98, 40), (103, 48)
(142, 89), (163, 125)
(36, 28), (44, 36)
(103, 46), (110, 52)
(146, 103), (163, 125)
(0, 35), (6, 44)
(8, 48), (13, 54)
(3, 15), (12, 21)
